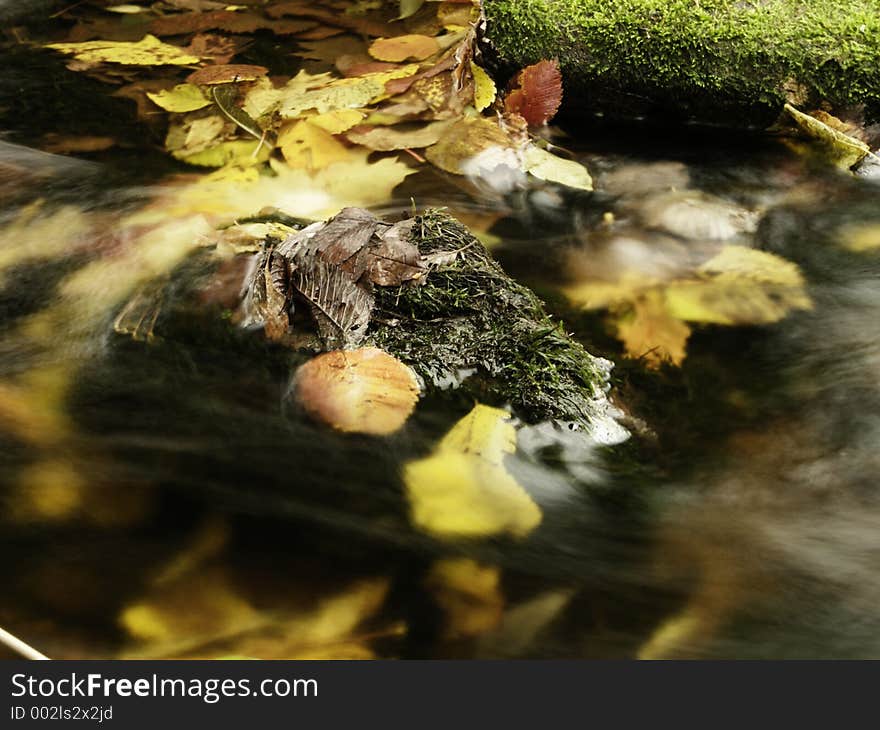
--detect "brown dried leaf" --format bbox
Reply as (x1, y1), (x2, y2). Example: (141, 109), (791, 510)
(504, 59), (562, 127)
(346, 120), (451, 151)
(186, 64), (268, 85)
(293, 348), (420, 435)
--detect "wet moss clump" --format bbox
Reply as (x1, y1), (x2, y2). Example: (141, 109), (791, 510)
(370, 210), (613, 429)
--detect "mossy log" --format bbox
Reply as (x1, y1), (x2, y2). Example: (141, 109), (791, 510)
(482, 0), (880, 127)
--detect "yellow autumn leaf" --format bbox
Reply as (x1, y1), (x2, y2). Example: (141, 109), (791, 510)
(839, 222), (880, 252)
(308, 109), (366, 134)
(277, 120), (351, 171)
(278, 66), (419, 119)
(664, 246), (812, 325)
(147, 84), (211, 113)
(425, 558), (504, 638)
(521, 145), (593, 191)
(368, 35), (440, 62)
(173, 139), (271, 168)
(152, 148), (414, 225)
(613, 291), (691, 366)
(46, 34), (200, 66)
(120, 568), (263, 647)
(470, 62), (496, 112)
(404, 404), (542, 539)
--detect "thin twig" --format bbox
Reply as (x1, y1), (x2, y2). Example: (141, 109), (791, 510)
(0, 625), (50, 660)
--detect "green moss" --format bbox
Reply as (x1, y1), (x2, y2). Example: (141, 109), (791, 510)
(483, 0), (880, 124)
(370, 210), (613, 428)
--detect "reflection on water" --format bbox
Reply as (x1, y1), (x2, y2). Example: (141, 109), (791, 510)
(3, 61), (880, 659)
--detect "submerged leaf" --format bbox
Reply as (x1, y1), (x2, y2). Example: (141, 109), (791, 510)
(613, 291), (691, 366)
(293, 348), (420, 435)
(664, 246), (812, 325)
(404, 404), (542, 538)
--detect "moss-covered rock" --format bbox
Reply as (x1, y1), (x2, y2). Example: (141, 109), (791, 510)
(482, 0), (880, 126)
(370, 210), (615, 431)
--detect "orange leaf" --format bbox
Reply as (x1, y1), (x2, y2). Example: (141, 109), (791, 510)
(369, 35), (440, 63)
(503, 59), (562, 127)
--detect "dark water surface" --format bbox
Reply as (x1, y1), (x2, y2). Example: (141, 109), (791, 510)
(2, 41), (880, 659)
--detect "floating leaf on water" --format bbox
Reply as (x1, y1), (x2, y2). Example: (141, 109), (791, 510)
(564, 244), (812, 367)
(521, 144), (592, 191)
(404, 404), (543, 539)
(424, 116), (517, 174)
(293, 348), (420, 435)
(664, 245), (813, 325)
(158, 149), (415, 222)
(839, 222), (880, 252)
(783, 103), (870, 170)
(425, 558), (504, 638)
(147, 84), (211, 112)
(470, 61), (496, 112)
(368, 34), (440, 62)
(46, 34), (200, 66)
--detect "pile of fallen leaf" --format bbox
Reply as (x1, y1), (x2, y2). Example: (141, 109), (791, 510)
(35, 0), (589, 190)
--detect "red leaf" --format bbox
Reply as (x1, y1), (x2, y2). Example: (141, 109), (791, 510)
(503, 59), (562, 127)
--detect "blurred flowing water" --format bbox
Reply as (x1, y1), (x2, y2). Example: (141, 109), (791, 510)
(3, 39), (880, 660)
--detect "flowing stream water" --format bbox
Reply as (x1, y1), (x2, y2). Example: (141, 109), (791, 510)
(2, 33), (880, 660)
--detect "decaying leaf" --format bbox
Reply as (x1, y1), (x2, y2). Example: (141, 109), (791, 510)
(404, 404), (543, 538)
(522, 144), (592, 190)
(293, 348), (421, 435)
(783, 103), (871, 170)
(47, 34), (200, 66)
(346, 119), (452, 151)
(503, 59), (563, 127)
